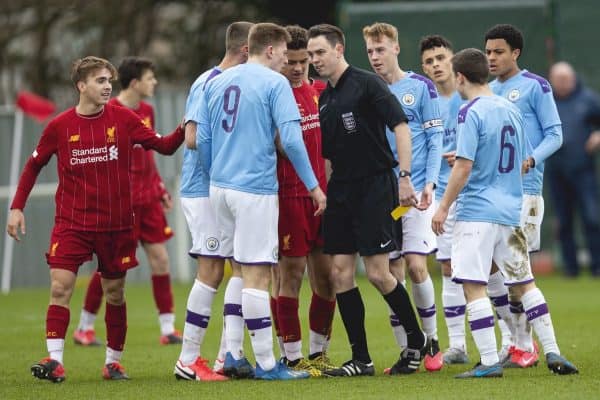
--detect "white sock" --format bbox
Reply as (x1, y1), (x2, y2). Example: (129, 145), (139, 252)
(47, 338), (64, 364)
(179, 279), (216, 365)
(467, 297), (498, 366)
(521, 288), (559, 355)
(159, 313), (176, 336)
(442, 276), (467, 351)
(242, 288), (275, 371)
(284, 340), (303, 362)
(224, 277), (244, 360)
(412, 276), (437, 340)
(309, 330), (328, 356)
(487, 271), (514, 347)
(215, 320), (227, 364)
(276, 336), (286, 358)
(78, 310), (97, 331)
(514, 307), (534, 352)
(105, 347), (123, 365)
(388, 306), (407, 350)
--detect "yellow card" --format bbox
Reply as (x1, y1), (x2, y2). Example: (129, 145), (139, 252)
(391, 205), (411, 221)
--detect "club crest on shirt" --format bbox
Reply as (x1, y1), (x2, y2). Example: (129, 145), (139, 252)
(206, 237), (219, 251)
(106, 126), (116, 143)
(313, 96), (319, 106)
(342, 112), (357, 132)
(50, 241), (59, 257)
(282, 234), (291, 251)
(508, 89), (520, 102)
(141, 117), (151, 128)
(401, 93), (415, 106)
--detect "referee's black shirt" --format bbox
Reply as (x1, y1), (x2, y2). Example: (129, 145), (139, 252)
(319, 66), (408, 182)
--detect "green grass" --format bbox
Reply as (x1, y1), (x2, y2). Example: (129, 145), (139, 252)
(0, 273), (598, 399)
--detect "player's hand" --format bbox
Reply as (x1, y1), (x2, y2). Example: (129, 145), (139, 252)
(398, 176), (418, 207)
(416, 183), (434, 210)
(7, 209), (26, 242)
(431, 205), (448, 236)
(160, 192), (173, 212)
(521, 156), (535, 175)
(310, 186), (327, 216)
(585, 131), (600, 154)
(443, 151), (456, 167)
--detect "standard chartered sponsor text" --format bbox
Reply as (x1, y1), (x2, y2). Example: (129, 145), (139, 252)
(301, 113), (320, 131)
(70, 146), (114, 165)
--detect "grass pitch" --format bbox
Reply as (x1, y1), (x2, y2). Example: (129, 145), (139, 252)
(0, 273), (597, 399)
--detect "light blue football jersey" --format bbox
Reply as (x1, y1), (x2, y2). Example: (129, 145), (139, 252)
(455, 95), (526, 226)
(180, 67), (222, 198)
(436, 91), (464, 200)
(387, 72), (443, 191)
(196, 62), (317, 195)
(490, 70), (562, 195)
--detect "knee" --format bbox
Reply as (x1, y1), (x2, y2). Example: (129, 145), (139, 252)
(50, 279), (73, 303)
(104, 283), (125, 305)
(441, 261), (452, 277)
(366, 268), (387, 291)
(147, 245), (170, 274)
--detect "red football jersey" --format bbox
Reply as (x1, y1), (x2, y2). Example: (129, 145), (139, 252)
(109, 98), (166, 206)
(277, 81), (327, 198)
(11, 104), (183, 231)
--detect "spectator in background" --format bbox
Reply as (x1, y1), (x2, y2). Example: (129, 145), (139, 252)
(548, 61), (600, 277)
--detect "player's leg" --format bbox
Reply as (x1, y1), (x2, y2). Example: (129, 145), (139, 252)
(138, 201), (179, 344)
(494, 226), (578, 375)
(487, 263), (515, 364)
(387, 256), (408, 353)
(31, 268), (77, 383)
(73, 270), (103, 346)
(453, 222), (502, 379)
(399, 196), (440, 371)
(270, 264), (284, 358)
(175, 196), (228, 381)
(306, 246), (336, 370)
(220, 261), (247, 374)
(101, 275), (130, 380)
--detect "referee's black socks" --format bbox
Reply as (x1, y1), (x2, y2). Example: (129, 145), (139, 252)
(336, 287), (372, 363)
(383, 282), (426, 350)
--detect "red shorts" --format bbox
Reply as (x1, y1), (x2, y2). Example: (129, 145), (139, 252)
(278, 196), (324, 257)
(133, 201), (174, 244)
(46, 226), (138, 279)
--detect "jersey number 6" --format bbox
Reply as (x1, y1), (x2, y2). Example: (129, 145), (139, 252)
(498, 124), (515, 173)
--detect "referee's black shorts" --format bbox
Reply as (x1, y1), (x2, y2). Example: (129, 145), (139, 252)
(323, 170), (400, 256)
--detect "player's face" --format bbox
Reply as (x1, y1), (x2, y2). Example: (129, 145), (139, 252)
(485, 39), (519, 78)
(421, 46), (454, 84)
(268, 41), (288, 73)
(78, 67), (113, 106)
(134, 69), (157, 98)
(307, 36), (341, 79)
(365, 35), (399, 78)
(281, 48), (309, 87)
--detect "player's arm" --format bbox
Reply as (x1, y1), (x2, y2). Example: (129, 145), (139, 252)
(392, 122), (418, 206)
(7, 124), (57, 241)
(185, 122), (197, 149)
(128, 110), (184, 155)
(421, 88), (444, 209)
(279, 120), (325, 215)
(528, 84), (563, 167)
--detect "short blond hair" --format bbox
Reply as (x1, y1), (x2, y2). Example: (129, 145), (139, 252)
(71, 56), (117, 89)
(362, 22), (398, 44)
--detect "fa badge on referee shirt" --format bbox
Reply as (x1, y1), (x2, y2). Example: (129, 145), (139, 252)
(342, 112), (357, 133)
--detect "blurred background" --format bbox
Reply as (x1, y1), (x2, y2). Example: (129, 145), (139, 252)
(1, 0), (598, 289)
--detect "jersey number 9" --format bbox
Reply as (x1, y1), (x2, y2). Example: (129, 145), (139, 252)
(222, 85), (241, 133)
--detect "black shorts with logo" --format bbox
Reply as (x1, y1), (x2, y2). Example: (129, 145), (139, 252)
(323, 170), (400, 256)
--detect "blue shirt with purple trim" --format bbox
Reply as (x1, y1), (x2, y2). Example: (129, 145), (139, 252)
(455, 95), (526, 226)
(180, 67), (222, 198)
(387, 72), (443, 191)
(490, 69), (562, 195)
(436, 91), (464, 200)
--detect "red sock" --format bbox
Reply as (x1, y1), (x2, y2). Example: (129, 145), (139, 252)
(151, 274), (174, 314)
(46, 305), (70, 339)
(309, 293), (336, 337)
(83, 271), (103, 314)
(270, 296), (281, 336)
(278, 296), (301, 342)
(105, 302), (127, 351)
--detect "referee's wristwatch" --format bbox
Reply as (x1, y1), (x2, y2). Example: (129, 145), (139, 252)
(399, 170), (411, 178)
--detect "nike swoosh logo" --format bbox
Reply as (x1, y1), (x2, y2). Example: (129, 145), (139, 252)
(521, 355), (535, 365)
(319, 104), (327, 112)
(380, 240), (392, 248)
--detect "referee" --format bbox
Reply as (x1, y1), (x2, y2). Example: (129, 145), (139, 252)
(307, 24), (426, 377)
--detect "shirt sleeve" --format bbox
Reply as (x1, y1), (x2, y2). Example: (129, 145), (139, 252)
(10, 122), (57, 210)
(196, 90), (213, 174)
(456, 108), (479, 162)
(279, 120), (318, 191)
(126, 109), (184, 155)
(531, 82), (563, 163)
(421, 87), (444, 185)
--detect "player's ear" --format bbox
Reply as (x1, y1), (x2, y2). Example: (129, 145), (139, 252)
(512, 48), (521, 61)
(266, 45), (274, 59)
(335, 42), (344, 58)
